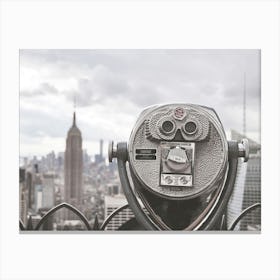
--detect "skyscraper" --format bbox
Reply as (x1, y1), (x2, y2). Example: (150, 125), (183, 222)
(94, 139), (105, 164)
(33, 165), (43, 212)
(42, 173), (55, 209)
(104, 195), (134, 230)
(19, 168), (28, 226)
(64, 112), (83, 216)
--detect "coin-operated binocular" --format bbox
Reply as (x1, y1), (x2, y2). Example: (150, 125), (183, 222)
(109, 104), (249, 230)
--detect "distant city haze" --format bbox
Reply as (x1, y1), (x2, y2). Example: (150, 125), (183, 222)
(20, 49), (260, 158)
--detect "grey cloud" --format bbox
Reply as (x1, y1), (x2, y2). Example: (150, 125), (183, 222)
(20, 50), (261, 156)
(128, 82), (162, 107)
(61, 52), (260, 136)
(41, 82), (58, 93)
(63, 64), (130, 107)
(21, 49), (260, 106)
(21, 82), (58, 97)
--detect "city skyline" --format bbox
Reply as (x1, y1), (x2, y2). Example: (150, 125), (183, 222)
(19, 105), (261, 231)
(19, 110), (116, 230)
(20, 49), (261, 157)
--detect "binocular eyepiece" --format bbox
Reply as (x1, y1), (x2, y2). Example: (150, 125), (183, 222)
(109, 104), (249, 230)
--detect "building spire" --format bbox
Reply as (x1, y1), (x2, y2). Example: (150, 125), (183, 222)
(73, 111), (76, 126)
(73, 92), (76, 126)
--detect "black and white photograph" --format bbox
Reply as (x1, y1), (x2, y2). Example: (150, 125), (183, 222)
(1, 1), (280, 280)
(19, 49), (261, 232)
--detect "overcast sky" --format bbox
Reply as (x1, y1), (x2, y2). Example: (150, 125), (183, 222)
(20, 49), (260, 158)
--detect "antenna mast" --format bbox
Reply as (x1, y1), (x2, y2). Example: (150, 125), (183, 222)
(243, 72), (246, 137)
(74, 92), (76, 112)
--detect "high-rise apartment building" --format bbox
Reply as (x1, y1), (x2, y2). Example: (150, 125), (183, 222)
(104, 195), (134, 230)
(19, 168), (28, 226)
(33, 167), (43, 212)
(239, 154), (261, 230)
(42, 173), (55, 209)
(94, 139), (105, 164)
(64, 112), (83, 216)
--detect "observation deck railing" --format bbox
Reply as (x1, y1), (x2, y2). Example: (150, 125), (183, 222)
(19, 202), (261, 231)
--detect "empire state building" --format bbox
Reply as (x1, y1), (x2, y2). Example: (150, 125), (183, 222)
(64, 112), (83, 212)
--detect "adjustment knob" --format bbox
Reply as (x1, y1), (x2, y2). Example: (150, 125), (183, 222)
(238, 138), (249, 162)
(108, 141), (117, 162)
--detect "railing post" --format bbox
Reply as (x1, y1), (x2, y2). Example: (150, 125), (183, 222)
(92, 215), (100, 230)
(27, 216), (33, 230)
